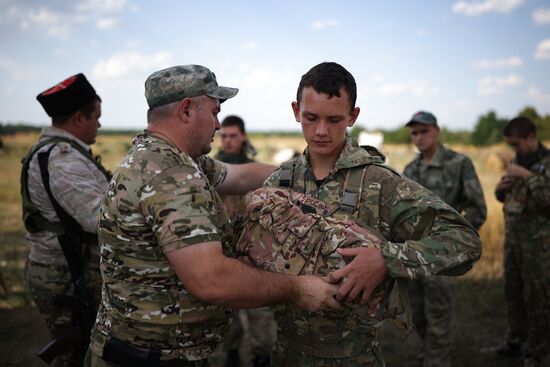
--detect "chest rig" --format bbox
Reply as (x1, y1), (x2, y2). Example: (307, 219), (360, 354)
(235, 158), (414, 358)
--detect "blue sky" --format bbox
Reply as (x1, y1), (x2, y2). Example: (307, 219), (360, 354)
(1, 0), (549, 131)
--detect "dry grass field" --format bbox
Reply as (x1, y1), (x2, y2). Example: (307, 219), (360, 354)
(0, 131), (531, 366)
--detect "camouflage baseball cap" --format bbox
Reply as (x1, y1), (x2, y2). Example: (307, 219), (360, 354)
(406, 111), (438, 127)
(144, 65), (238, 108)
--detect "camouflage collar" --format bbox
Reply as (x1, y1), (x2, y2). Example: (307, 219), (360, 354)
(41, 126), (90, 151)
(303, 137), (386, 175)
(132, 129), (192, 162)
(413, 143), (446, 167)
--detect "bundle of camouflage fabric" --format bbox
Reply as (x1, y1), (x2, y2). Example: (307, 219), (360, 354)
(235, 186), (409, 359)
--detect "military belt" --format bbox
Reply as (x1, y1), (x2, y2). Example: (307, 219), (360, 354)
(103, 337), (208, 367)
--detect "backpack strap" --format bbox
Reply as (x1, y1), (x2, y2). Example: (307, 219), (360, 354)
(339, 165), (370, 214)
(278, 158), (298, 188)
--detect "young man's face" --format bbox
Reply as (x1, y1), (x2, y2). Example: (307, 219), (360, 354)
(408, 123), (439, 154)
(505, 133), (538, 156)
(220, 125), (246, 155)
(292, 86), (359, 161)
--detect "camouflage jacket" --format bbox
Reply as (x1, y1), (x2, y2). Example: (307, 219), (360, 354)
(214, 149), (254, 220)
(24, 126), (109, 265)
(495, 143), (550, 218)
(264, 138), (482, 280)
(404, 144), (487, 230)
(90, 131), (234, 361)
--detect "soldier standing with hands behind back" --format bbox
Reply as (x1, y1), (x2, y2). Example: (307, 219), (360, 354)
(404, 111), (486, 367)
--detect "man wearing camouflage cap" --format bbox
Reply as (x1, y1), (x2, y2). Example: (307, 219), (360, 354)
(86, 64), (340, 367)
(234, 62), (482, 366)
(21, 73), (109, 366)
(404, 111), (486, 367)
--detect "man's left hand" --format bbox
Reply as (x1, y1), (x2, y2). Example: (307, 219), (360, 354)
(328, 247), (388, 305)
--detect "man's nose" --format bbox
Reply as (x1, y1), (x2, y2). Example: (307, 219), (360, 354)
(316, 120), (328, 135)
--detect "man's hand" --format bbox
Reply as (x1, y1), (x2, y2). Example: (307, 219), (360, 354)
(328, 247), (388, 305)
(506, 163), (534, 180)
(293, 275), (341, 312)
(496, 175), (514, 192)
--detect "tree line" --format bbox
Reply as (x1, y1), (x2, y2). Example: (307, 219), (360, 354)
(2, 105), (549, 146)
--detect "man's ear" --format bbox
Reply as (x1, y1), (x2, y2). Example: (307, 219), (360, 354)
(177, 98), (193, 123)
(347, 107), (360, 127)
(291, 101), (300, 122)
(72, 110), (87, 127)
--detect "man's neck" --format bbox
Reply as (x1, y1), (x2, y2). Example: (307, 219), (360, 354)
(308, 152), (339, 180)
(148, 122), (186, 154)
(421, 144), (438, 165)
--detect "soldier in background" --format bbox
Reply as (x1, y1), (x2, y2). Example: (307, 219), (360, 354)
(21, 73), (109, 366)
(86, 64), (340, 367)
(485, 117), (550, 367)
(403, 111), (486, 367)
(213, 116), (276, 367)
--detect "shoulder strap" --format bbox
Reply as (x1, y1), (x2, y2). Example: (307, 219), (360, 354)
(339, 165), (370, 214)
(278, 158), (298, 187)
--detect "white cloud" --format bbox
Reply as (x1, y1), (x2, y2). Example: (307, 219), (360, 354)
(452, 0), (525, 16)
(527, 85), (550, 106)
(242, 41), (257, 50)
(96, 17), (117, 30)
(534, 39), (550, 59)
(472, 56), (523, 69)
(0, 55), (37, 80)
(76, 0), (126, 14)
(477, 74), (522, 95)
(311, 19), (339, 30)
(92, 51), (172, 80)
(533, 8), (550, 25)
(20, 7), (71, 38)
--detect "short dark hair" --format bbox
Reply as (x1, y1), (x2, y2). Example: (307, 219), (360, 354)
(221, 115), (246, 134)
(503, 116), (537, 138)
(296, 62), (357, 112)
(52, 95), (101, 125)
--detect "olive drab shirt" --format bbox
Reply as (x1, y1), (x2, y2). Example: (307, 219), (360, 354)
(90, 131), (234, 361)
(25, 126), (109, 265)
(403, 144), (487, 230)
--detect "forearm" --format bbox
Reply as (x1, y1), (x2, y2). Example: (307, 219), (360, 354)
(381, 212), (482, 279)
(217, 162), (276, 195)
(200, 256), (299, 308)
(525, 174), (550, 210)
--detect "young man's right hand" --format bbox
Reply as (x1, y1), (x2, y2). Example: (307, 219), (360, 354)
(496, 175), (514, 192)
(293, 275), (341, 312)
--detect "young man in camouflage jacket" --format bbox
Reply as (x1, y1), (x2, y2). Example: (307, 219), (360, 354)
(404, 111), (486, 367)
(235, 62), (482, 366)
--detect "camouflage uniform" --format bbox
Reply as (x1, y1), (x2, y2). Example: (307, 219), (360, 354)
(89, 131), (235, 364)
(23, 126), (108, 366)
(237, 138), (482, 367)
(495, 143), (550, 364)
(404, 143), (486, 367)
(212, 149), (276, 366)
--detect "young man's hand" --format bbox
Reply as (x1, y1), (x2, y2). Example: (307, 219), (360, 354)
(496, 175), (514, 192)
(293, 275), (341, 312)
(328, 247), (388, 305)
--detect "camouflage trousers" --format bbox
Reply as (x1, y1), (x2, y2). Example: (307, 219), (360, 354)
(503, 216), (550, 362)
(409, 276), (455, 367)
(209, 307), (276, 363)
(25, 256), (102, 367)
(271, 339), (384, 367)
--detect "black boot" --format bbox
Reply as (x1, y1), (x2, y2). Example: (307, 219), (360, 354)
(252, 355), (271, 367)
(223, 349), (240, 367)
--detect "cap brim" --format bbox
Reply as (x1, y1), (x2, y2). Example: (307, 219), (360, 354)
(207, 86), (238, 103)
